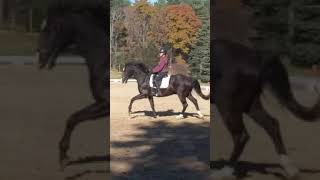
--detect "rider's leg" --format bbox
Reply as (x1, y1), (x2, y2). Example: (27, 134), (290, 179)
(152, 73), (158, 95)
(155, 79), (161, 96)
(155, 73), (165, 96)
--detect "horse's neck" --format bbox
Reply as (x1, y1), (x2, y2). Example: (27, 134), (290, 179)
(85, 52), (108, 77)
(72, 15), (108, 78)
(73, 15), (107, 57)
(135, 71), (148, 85)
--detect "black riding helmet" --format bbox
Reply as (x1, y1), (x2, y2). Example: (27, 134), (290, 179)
(159, 47), (167, 54)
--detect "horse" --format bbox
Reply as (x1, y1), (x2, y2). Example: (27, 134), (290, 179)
(121, 62), (210, 119)
(212, 39), (320, 178)
(37, 0), (108, 169)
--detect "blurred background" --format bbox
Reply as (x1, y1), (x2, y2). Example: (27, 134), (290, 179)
(211, 1), (320, 180)
(0, 0), (46, 56)
(213, 0), (320, 75)
(0, 1), (107, 179)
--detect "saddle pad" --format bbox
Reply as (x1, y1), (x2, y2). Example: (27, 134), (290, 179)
(149, 74), (171, 88)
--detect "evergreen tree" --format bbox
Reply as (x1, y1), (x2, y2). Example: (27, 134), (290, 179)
(290, 1), (320, 66)
(245, 0), (320, 67)
(189, 20), (209, 82)
(244, 0), (290, 54)
(154, 0), (167, 7)
(190, 0), (209, 22)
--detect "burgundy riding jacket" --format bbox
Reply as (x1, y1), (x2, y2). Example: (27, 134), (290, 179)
(152, 55), (168, 73)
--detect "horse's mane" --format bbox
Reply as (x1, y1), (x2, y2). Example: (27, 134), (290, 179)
(48, 0), (108, 29)
(126, 62), (150, 74)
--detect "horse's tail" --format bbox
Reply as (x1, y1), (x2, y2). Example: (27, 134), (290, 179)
(192, 79), (210, 100)
(261, 57), (320, 121)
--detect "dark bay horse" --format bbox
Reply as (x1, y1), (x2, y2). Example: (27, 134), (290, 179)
(37, 0), (108, 169)
(122, 62), (210, 119)
(212, 39), (320, 178)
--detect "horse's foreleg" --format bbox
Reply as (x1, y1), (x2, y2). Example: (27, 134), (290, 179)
(148, 96), (157, 118)
(128, 94), (147, 115)
(219, 108), (249, 175)
(177, 94), (188, 119)
(248, 99), (299, 178)
(59, 101), (108, 169)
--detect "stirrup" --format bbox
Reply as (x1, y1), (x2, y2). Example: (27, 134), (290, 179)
(155, 88), (161, 96)
(152, 88), (157, 96)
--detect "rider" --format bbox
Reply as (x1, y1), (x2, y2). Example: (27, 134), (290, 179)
(152, 47), (168, 96)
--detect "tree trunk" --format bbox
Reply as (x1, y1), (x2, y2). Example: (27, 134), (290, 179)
(0, 0), (3, 28)
(28, 8), (33, 33)
(9, 0), (16, 30)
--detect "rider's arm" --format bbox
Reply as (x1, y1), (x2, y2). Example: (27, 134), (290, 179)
(152, 58), (166, 73)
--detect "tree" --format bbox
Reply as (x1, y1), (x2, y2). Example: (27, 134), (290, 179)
(123, 0), (157, 64)
(134, 0), (156, 48)
(111, 0), (130, 69)
(164, 4), (202, 62)
(189, 0), (209, 22)
(189, 21), (209, 82)
(245, 0), (320, 66)
(244, 0), (290, 53)
(167, 0), (182, 4)
(290, 2), (320, 66)
(0, 0), (3, 28)
(149, 6), (167, 47)
(154, 0), (167, 7)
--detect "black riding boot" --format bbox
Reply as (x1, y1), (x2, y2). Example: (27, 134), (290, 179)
(155, 82), (161, 96)
(152, 79), (157, 96)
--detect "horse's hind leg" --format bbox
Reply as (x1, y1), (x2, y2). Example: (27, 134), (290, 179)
(187, 93), (203, 118)
(177, 94), (188, 119)
(59, 101), (108, 169)
(248, 98), (299, 178)
(148, 96), (157, 118)
(128, 94), (147, 115)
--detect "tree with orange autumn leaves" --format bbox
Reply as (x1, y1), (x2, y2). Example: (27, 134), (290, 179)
(162, 4), (202, 63)
(148, 3), (202, 63)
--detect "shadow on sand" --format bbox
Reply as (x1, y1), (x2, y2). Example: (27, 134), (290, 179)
(130, 109), (209, 119)
(64, 155), (109, 180)
(210, 160), (320, 179)
(111, 121), (210, 180)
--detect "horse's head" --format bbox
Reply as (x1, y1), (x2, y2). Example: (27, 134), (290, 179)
(37, 12), (75, 69)
(122, 62), (149, 83)
(122, 63), (135, 84)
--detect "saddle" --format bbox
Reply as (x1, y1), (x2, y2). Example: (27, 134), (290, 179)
(149, 74), (171, 88)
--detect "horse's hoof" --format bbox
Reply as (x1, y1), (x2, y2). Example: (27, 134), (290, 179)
(283, 165), (300, 179)
(59, 157), (70, 171)
(280, 155), (300, 179)
(285, 168), (300, 180)
(197, 111), (204, 119)
(176, 114), (184, 119)
(209, 166), (235, 180)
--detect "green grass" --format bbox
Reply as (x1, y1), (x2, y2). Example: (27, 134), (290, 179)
(111, 69), (122, 79)
(0, 31), (38, 55)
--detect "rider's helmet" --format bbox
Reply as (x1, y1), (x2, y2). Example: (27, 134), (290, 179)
(159, 47), (167, 54)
